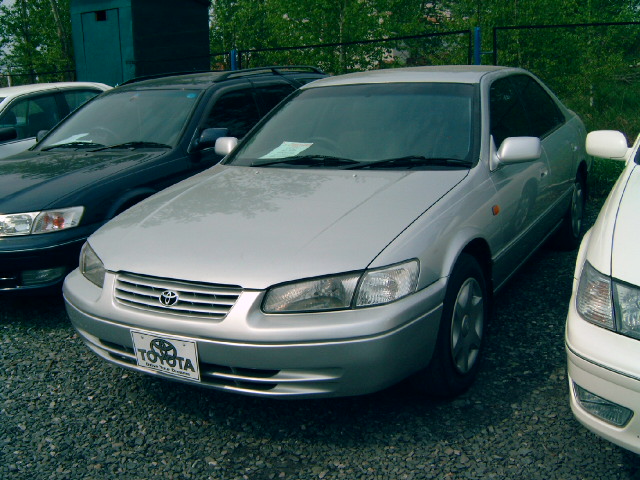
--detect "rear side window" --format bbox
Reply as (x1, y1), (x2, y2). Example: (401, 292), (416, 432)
(205, 89), (261, 138)
(510, 75), (565, 137)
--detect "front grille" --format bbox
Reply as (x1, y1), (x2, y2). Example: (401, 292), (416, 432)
(115, 272), (242, 320)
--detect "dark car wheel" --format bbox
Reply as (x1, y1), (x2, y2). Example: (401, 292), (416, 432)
(412, 253), (489, 398)
(552, 173), (586, 251)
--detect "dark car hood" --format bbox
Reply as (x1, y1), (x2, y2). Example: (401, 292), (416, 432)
(0, 149), (167, 212)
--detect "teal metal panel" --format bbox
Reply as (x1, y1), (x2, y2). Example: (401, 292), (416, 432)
(80, 9), (123, 86)
(71, 0), (210, 85)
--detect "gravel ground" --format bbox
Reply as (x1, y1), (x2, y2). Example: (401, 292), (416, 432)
(2, 198), (640, 480)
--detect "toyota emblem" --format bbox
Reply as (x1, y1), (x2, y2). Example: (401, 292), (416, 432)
(159, 290), (179, 307)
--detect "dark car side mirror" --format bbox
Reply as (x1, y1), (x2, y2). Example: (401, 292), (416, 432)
(194, 127), (229, 152)
(0, 126), (18, 143)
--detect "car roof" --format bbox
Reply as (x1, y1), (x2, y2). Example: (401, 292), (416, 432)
(117, 66), (326, 91)
(0, 82), (111, 99)
(303, 65), (524, 88)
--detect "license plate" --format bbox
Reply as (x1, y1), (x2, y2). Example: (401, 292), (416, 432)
(131, 330), (200, 382)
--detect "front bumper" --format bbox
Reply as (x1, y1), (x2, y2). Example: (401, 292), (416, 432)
(0, 235), (86, 291)
(566, 302), (640, 454)
(63, 269), (445, 398)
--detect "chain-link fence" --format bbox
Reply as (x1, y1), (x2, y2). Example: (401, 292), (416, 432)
(2, 22), (637, 139)
(236, 31), (472, 74)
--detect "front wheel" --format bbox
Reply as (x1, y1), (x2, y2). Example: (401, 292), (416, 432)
(552, 173), (586, 251)
(412, 253), (489, 398)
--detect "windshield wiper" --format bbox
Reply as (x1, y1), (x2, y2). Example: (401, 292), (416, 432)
(41, 141), (105, 151)
(348, 156), (472, 170)
(251, 155), (359, 168)
(92, 141), (172, 151)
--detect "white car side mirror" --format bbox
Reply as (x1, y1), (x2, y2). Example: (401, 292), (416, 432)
(586, 130), (629, 160)
(214, 137), (238, 156)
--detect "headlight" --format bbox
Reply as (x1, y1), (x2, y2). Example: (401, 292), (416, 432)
(576, 261), (640, 339)
(0, 207), (84, 237)
(80, 243), (106, 288)
(263, 260), (419, 313)
(614, 281), (640, 339)
(576, 262), (614, 330)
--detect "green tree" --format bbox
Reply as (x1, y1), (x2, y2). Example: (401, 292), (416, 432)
(0, 0), (73, 86)
(210, 0), (462, 72)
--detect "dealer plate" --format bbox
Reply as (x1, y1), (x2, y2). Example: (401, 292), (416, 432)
(131, 330), (200, 382)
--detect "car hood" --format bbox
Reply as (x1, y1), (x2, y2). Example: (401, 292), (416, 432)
(611, 164), (640, 285)
(0, 149), (167, 212)
(92, 165), (468, 289)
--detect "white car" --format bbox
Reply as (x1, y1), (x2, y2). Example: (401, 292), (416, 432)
(566, 130), (640, 453)
(0, 82), (110, 158)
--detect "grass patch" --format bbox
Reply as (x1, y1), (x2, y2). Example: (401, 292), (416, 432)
(588, 157), (626, 200)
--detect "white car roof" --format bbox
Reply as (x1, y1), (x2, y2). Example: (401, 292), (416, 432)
(0, 82), (111, 103)
(303, 65), (523, 88)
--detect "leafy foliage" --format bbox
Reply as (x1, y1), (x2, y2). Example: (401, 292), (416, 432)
(0, 0), (73, 86)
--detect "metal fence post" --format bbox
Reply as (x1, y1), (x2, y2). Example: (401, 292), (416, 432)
(474, 27), (482, 65)
(230, 49), (239, 70)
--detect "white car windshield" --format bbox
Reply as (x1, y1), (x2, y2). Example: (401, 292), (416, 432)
(228, 82), (479, 169)
(38, 89), (201, 150)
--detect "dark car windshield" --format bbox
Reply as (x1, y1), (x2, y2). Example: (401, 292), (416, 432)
(38, 89), (201, 150)
(227, 82), (479, 169)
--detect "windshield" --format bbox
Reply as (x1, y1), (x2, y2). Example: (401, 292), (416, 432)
(227, 82), (479, 169)
(38, 89), (200, 150)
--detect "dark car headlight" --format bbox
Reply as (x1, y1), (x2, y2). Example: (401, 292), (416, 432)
(0, 207), (84, 237)
(263, 260), (419, 313)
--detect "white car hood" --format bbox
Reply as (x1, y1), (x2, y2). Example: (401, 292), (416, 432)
(611, 164), (640, 285)
(91, 165), (467, 289)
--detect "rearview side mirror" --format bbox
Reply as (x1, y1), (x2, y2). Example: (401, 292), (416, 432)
(214, 137), (238, 157)
(194, 127), (229, 152)
(491, 136), (541, 171)
(586, 130), (628, 160)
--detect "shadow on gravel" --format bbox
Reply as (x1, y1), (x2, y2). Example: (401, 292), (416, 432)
(0, 290), (69, 330)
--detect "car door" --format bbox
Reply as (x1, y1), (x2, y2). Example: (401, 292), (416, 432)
(488, 74), (555, 283)
(511, 74), (577, 220)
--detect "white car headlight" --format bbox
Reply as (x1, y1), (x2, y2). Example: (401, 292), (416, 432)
(0, 207), (84, 237)
(263, 260), (419, 313)
(614, 281), (640, 339)
(576, 262), (614, 330)
(80, 243), (106, 288)
(576, 261), (640, 339)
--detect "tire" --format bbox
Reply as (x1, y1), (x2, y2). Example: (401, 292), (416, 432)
(552, 173), (586, 251)
(412, 253), (489, 398)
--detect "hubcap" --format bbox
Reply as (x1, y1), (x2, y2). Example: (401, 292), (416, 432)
(450, 277), (484, 374)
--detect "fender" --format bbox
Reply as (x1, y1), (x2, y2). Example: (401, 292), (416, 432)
(105, 187), (158, 219)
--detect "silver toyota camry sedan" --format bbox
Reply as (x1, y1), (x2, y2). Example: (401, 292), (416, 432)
(63, 66), (588, 399)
